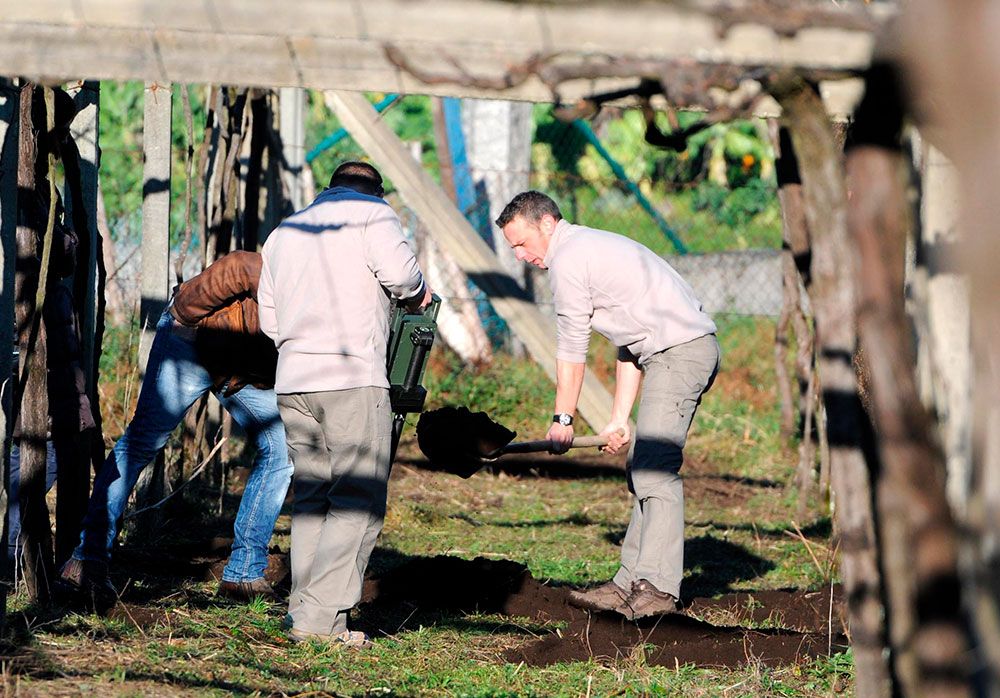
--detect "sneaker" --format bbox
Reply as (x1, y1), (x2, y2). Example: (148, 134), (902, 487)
(567, 580), (629, 611)
(217, 578), (276, 602)
(617, 579), (680, 620)
(287, 628), (373, 648)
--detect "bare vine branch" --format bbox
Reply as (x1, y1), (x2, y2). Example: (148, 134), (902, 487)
(384, 43), (856, 124)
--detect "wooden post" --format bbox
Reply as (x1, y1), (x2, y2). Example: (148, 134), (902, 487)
(915, 144), (970, 514)
(776, 79), (891, 698)
(326, 89), (614, 430)
(15, 84), (55, 603)
(279, 87), (306, 211)
(138, 82), (172, 369)
(53, 81), (102, 566)
(133, 82), (172, 532)
(770, 121), (819, 518)
(243, 91), (268, 251)
(67, 82), (100, 392)
(0, 79), (19, 625)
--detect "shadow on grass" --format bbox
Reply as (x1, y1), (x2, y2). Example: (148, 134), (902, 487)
(447, 511), (605, 529)
(684, 536), (777, 599)
(687, 517), (832, 540)
(686, 472), (783, 489)
(396, 454), (627, 480)
(601, 528), (776, 601)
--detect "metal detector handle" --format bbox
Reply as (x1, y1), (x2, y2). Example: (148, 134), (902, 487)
(500, 433), (612, 455)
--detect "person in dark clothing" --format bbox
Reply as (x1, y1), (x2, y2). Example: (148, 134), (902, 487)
(59, 252), (291, 603)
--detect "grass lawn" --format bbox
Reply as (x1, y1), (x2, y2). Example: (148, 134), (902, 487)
(1, 317), (849, 697)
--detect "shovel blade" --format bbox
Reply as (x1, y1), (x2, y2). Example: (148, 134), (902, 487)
(416, 406), (516, 478)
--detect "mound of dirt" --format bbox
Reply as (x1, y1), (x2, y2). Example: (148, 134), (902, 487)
(509, 612), (841, 668)
(360, 555), (847, 669)
(686, 586), (845, 634)
(110, 542), (846, 669)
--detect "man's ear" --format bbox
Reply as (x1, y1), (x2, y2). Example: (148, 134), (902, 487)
(540, 214), (557, 235)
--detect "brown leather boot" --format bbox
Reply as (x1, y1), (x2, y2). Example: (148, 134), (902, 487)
(217, 577), (276, 602)
(567, 580), (629, 611)
(617, 579), (680, 620)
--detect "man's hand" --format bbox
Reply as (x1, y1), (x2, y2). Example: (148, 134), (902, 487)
(598, 421), (631, 455)
(406, 284), (434, 312)
(547, 422), (574, 454)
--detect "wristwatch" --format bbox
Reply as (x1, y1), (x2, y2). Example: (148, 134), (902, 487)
(553, 413), (574, 427)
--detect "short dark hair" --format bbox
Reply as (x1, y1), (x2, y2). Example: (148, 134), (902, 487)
(328, 161), (384, 197)
(495, 191), (562, 228)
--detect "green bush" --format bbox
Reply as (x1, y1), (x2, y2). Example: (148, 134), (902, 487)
(690, 179), (774, 232)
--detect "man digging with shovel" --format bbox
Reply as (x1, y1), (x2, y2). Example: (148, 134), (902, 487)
(496, 191), (720, 619)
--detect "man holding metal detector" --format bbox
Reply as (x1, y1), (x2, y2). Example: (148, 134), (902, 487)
(259, 162), (433, 647)
(497, 191), (720, 619)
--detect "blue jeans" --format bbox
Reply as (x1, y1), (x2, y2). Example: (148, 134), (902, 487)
(73, 310), (292, 582)
(6, 441), (58, 563)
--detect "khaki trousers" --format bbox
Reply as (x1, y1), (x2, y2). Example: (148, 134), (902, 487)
(612, 333), (720, 598)
(277, 387), (391, 635)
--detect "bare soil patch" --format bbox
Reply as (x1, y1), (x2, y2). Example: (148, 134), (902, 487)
(358, 555), (847, 668)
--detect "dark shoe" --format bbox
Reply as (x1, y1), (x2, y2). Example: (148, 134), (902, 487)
(56, 558), (117, 606)
(288, 628), (372, 648)
(568, 580), (629, 611)
(217, 578), (276, 602)
(617, 579), (680, 620)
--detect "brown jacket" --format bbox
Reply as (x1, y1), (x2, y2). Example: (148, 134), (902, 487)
(170, 251), (278, 396)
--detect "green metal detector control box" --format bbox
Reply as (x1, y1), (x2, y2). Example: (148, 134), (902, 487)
(386, 294), (440, 415)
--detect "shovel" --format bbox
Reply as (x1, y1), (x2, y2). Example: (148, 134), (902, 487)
(485, 433), (613, 460)
(416, 406), (617, 478)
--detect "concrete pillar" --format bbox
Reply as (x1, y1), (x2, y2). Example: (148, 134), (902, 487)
(139, 82), (172, 370)
(460, 98), (533, 288)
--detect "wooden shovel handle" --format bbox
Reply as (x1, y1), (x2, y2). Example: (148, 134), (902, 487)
(500, 433), (612, 455)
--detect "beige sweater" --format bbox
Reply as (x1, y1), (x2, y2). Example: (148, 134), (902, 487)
(544, 219), (716, 365)
(258, 187), (426, 394)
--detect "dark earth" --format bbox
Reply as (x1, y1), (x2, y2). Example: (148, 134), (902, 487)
(114, 540), (846, 670)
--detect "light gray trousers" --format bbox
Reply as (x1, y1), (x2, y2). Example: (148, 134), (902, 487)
(277, 386), (391, 635)
(612, 333), (720, 598)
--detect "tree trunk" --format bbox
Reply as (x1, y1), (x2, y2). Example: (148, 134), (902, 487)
(775, 78), (891, 698)
(771, 120), (820, 518)
(0, 77), (20, 630)
(242, 91), (268, 252)
(95, 182), (126, 325)
(848, 141), (971, 697)
(14, 84), (54, 603)
(54, 114), (96, 568)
